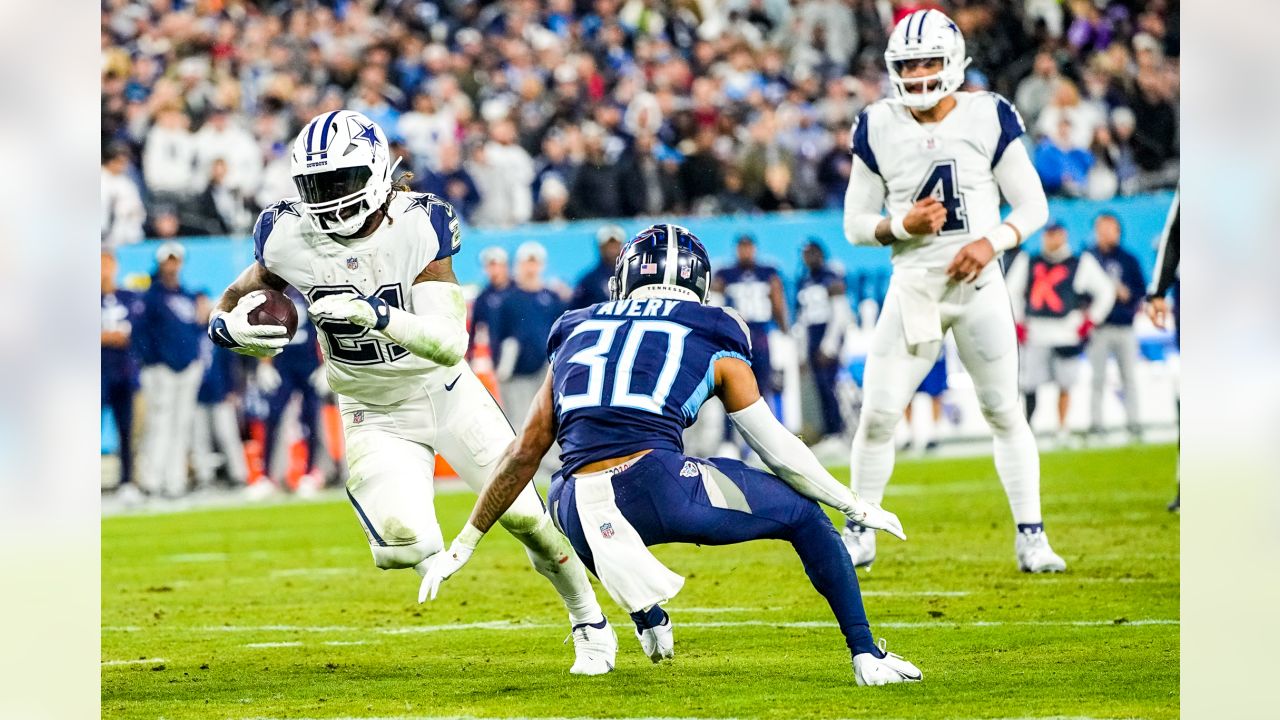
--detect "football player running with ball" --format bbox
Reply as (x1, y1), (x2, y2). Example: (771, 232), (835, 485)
(205, 110), (617, 675)
(422, 225), (922, 686)
(841, 9), (1066, 573)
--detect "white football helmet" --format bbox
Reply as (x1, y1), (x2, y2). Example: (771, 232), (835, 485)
(290, 109), (399, 236)
(885, 9), (972, 110)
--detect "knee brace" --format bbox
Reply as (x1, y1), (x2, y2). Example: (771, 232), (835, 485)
(370, 536), (444, 570)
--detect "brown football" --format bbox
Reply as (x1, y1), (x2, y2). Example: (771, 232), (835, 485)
(246, 289), (299, 339)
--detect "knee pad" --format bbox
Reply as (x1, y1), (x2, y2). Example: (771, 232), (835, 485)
(858, 405), (901, 443)
(978, 388), (1025, 436)
(370, 536), (444, 570)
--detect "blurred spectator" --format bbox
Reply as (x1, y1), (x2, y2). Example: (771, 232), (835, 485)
(470, 246), (512, 360)
(101, 143), (145, 247)
(134, 242), (205, 499)
(191, 332), (248, 491)
(101, 248), (144, 504)
(1006, 223), (1115, 443)
(571, 224), (625, 310)
(1035, 79), (1104, 150)
(413, 142), (481, 223)
(398, 92), (458, 175)
(192, 108), (262, 200)
(678, 126), (725, 209)
(619, 133), (681, 216)
(143, 107), (196, 205)
(469, 119), (535, 227)
(817, 125), (853, 209)
(1015, 52), (1060, 130)
(1086, 213), (1147, 438)
(255, 289), (325, 496)
(794, 240), (850, 447)
(1107, 107), (1142, 195)
(1034, 118), (1093, 196)
(568, 123), (628, 218)
(493, 242), (565, 429)
(1130, 68), (1179, 180)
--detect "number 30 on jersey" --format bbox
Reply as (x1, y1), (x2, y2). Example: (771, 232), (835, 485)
(914, 160), (969, 234)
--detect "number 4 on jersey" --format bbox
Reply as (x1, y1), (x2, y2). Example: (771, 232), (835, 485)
(914, 160), (968, 235)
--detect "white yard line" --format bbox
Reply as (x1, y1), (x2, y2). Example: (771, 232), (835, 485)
(101, 657), (166, 666)
(244, 641), (304, 648)
(104, 618), (1177, 635)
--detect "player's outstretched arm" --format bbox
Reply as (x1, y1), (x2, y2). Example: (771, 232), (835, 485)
(208, 263), (291, 357)
(419, 371), (558, 601)
(715, 357), (906, 540)
(307, 256), (469, 367)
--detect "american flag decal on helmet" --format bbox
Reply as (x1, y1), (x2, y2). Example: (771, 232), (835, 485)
(640, 262), (658, 275)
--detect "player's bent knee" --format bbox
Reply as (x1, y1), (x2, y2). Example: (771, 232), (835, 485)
(370, 537), (444, 570)
(979, 394), (1026, 436)
(858, 405), (901, 443)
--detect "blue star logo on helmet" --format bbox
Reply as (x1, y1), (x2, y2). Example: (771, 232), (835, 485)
(352, 122), (381, 149)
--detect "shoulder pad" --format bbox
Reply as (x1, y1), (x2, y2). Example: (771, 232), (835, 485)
(402, 192), (462, 262)
(988, 92), (1027, 168)
(253, 199), (303, 266)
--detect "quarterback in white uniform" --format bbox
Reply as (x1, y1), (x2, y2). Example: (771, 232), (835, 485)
(206, 110), (618, 673)
(841, 10), (1066, 573)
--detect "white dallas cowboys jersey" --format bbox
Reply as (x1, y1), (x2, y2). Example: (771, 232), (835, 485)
(253, 191), (463, 405)
(851, 91), (1026, 270)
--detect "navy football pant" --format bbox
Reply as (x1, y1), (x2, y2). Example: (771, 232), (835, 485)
(264, 364), (321, 476)
(548, 449), (876, 655)
(103, 378), (136, 486)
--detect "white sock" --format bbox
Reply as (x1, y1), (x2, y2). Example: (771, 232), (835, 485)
(510, 514), (603, 626)
(991, 413), (1043, 526)
(850, 409), (899, 506)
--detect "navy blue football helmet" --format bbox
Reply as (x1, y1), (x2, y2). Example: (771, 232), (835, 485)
(609, 224), (713, 302)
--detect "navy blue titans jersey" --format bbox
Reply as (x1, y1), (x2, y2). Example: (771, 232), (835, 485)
(795, 266), (844, 353)
(548, 298), (752, 475)
(715, 264), (779, 331)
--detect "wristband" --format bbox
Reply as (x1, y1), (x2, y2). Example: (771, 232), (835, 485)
(208, 312), (241, 349)
(361, 295), (392, 331)
(457, 522), (485, 549)
(890, 215), (913, 241)
(986, 223), (1021, 253)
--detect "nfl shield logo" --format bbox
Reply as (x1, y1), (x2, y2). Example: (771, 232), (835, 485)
(346, 257), (359, 270)
(680, 265), (691, 279)
(352, 410), (364, 425)
(680, 461), (700, 478)
(599, 522), (615, 539)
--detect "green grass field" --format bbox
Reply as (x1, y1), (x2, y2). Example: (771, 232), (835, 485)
(102, 444), (1178, 720)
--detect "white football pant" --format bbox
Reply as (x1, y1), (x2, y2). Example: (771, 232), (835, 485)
(339, 364), (601, 624)
(137, 362), (203, 498)
(851, 264), (1042, 526)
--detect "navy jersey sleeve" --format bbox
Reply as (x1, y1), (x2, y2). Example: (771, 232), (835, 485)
(850, 109), (880, 177)
(425, 194), (462, 262)
(546, 309), (583, 362)
(991, 94), (1027, 168)
(252, 208), (276, 266)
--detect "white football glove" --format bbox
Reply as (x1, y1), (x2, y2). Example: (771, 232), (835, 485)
(307, 293), (378, 328)
(208, 291), (289, 358)
(255, 360), (282, 394)
(417, 525), (484, 603)
(847, 497), (907, 541)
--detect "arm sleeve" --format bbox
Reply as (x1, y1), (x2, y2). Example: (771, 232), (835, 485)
(842, 156), (889, 247)
(728, 399), (857, 516)
(1075, 253), (1117, 324)
(427, 196), (463, 262)
(371, 281), (469, 367)
(1148, 191), (1180, 297)
(990, 140), (1049, 245)
(1005, 253), (1029, 323)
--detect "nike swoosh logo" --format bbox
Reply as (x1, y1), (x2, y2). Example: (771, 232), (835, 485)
(444, 374), (461, 391)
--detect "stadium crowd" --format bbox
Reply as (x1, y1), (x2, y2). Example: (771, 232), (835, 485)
(101, 0), (1180, 243)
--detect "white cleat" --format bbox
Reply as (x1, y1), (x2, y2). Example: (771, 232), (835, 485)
(1016, 529), (1067, 573)
(567, 617), (617, 676)
(841, 525), (877, 569)
(853, 639), (922, 686)
(636, 616), (675, 663)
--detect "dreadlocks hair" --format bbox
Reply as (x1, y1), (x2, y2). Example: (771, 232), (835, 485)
(380, 169), (416, 226)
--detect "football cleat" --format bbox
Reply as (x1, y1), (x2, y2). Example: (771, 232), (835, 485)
(636, 615), (675, 663)
(853, 639), (922, 686)
(1016, 528), (1067, 573)
(567, 617), (617, 676)
(841, 524), (877, 569)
